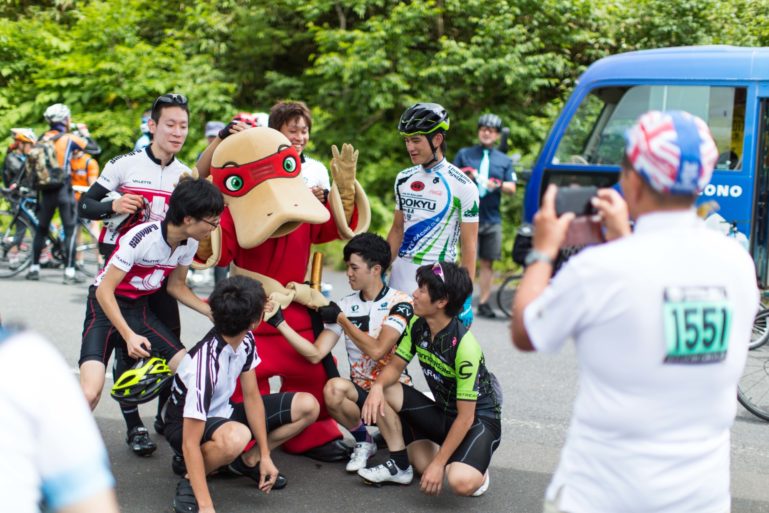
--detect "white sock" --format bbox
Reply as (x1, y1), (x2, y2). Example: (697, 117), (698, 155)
(29, 264), (40, 272)
(65, 267), (76, 277)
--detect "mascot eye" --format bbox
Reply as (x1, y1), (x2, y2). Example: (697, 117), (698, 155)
(224, 175), (244, 192)
(283, 156), (297, 173)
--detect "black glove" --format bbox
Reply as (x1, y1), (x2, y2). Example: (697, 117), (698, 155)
(218, 121), (237, 140)
(318, 302), (342, 324)
(265, 306), (285, 328)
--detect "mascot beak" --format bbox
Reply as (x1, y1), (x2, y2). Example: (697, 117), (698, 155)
(211, 141), (329, 249)
(228, 178), (329, 248)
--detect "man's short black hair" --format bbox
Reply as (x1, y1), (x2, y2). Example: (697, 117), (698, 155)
(208, 276), (266, 336)
(343, 232), (391, 272)
(151, 94), (190, 123)
(165, 177), (224, 225)
(415, 262), (472, 317)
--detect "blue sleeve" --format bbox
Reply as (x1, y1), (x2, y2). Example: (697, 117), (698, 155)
(453, 148), (467, 168)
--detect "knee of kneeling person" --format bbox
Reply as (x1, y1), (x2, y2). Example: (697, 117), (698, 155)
(447, 467), (483, 496)
(322, 378), (347, 408)
(292, 392), (320, 424)
(214, 423), (251, 457)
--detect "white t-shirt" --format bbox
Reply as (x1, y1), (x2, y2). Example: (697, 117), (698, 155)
(301, 155), (330, 190)
(325, 286), (413, 389)
(0, 330), (114, 513)
(94, 221), (199, 299)
(524, 210), (758, 513)
(96, 146), (191, 246)
(169, 328), (261, 421)
(390, 158), (479, 294)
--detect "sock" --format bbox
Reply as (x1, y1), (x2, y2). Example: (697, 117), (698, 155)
(29, 264), (40, 272)
(156, 384), (171, 421)
(350, 421), (372, 443)
(390, 449), (409, 471)
(64, 267), (76, 278)
(121, 404), (143, 432)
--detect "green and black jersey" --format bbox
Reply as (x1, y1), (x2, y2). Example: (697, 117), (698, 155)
(395, 316), (502, 419)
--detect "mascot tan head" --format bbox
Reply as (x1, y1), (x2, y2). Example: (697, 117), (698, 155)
(210, 127), (330, 249)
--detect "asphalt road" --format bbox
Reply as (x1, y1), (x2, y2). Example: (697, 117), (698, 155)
(3, 267), (769, 512)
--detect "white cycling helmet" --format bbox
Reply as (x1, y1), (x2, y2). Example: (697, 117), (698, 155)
(10, 128), (37, 144)
(44, 103), (71, 124)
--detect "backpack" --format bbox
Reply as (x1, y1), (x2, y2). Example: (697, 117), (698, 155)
(24, 133), (67, 191)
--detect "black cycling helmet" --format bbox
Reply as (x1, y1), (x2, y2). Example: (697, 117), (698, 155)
(111, 357), (173, 405)
(398, 103), (450, 136)
(478, 113), (502, 130)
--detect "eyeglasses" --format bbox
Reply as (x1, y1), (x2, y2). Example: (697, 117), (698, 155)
(152, 93), (188, 113)
(432, 262), (445, 283)
(197, 217), (220, 229)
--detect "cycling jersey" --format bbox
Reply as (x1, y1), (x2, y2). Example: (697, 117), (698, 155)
(1, 329), (114, 512)
(395, 316), (502, 419)
(93, 220), (198, 299)
(325, 285), (414, 390)
(70, 153), (99, 191)
(95, 146), (190, 246)
(301, 155), (331, 190)
(167, 327), (261, 422)
(394, 158), (479, 264)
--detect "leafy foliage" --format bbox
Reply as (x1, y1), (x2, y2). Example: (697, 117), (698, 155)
(0, 0), (760, 270)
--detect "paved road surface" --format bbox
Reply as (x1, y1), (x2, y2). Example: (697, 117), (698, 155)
(3, 267), (769, 512)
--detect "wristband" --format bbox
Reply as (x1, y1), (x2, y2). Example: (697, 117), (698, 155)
(524, 249), (554, 267)
(265, 306), (285, 328)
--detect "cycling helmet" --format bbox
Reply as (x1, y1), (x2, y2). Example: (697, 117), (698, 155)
(102, 192), (151, 232)
(233, 112), (258, 128)
(10, 128), (37, 144)
(478, 113), (503, 130)
(398, 103), (450, 136)
(254, 112), (269, 127)
(111, 357), (173, 405)
(140, 113), (151, 135)
(625, 110), (719, 195)
(43, 103), (71, 124)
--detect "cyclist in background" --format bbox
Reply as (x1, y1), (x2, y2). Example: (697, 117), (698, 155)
(134, 109), (152, 151)
(78, 93), (192, 457)
(25, 103), (89, 284)
(386, 103), (479, 325)
(3, 128), (36, 188)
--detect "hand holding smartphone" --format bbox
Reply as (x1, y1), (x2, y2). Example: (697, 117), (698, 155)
(554, 185), (604, 247)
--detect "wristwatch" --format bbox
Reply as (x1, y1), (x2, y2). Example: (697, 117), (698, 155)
(524, 249), (554, 267)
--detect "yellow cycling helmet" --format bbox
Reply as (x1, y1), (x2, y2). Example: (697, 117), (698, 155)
(111, 357), (173, 405)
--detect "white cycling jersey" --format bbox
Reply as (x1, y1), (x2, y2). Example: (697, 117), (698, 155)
(394, 158), (479, 264)
(325, 286), (413, 390)
(95, 146), (190, 246)
(94, 221), (198, 299)
(0, 330), (114, 513)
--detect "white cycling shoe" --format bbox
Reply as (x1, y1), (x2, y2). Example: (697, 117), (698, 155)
(358, 459), (413, 485)
(471, 471), (490, 497)
(346, 441), (377, 472)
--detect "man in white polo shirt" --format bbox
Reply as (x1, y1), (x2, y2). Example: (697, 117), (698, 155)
(511, 110), (758, 513)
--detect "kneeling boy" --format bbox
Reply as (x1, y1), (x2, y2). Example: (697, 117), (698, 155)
(360, 262), (502, 497)
(165, 275), (319, 513)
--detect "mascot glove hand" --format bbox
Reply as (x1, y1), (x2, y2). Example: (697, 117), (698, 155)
(318, 302), (342, 324)
(331, 143), (358, 222)
(287, 282), (329, 308)
(458, 295), (474, 328)
(264, 303), (286, 328)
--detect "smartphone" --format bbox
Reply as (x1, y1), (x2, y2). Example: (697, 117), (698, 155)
(561, 216), (605, 247)
(555, 186), (598, 217)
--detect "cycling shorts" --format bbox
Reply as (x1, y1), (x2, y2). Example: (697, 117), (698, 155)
(399, 384), (501, 474)
(164, 392), (296, 454)
(79, 286), (185, 366)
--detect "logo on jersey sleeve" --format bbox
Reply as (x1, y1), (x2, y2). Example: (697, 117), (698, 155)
(458, 360), (473, 379)
(389, 302), (414, 321)
(463, 201), (479, 218)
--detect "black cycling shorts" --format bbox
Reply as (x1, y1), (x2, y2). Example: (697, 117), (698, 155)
(165, 392), (296, 454)
(399, 384), (501, 474)
(79, 286), (185, 366)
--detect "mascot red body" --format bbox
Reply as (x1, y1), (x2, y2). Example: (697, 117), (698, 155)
(198, 127), (369, 453)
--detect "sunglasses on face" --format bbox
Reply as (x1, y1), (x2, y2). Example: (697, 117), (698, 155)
(152, 93), (188, 113)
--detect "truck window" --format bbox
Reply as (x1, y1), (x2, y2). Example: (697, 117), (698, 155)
(554, 85), (746, 171)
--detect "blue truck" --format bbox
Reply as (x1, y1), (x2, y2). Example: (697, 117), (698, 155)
(522, 45), (769, 284)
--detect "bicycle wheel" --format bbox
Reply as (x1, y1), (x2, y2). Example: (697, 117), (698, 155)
(0, 211), (34, 278)
(750, 308), (769, 350)
(738, 343), (769, 422)
(74, 220), (101, 277)
(496, 273), (522, 319)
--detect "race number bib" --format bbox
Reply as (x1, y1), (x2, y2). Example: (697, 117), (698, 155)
(663, 286), (732, 364)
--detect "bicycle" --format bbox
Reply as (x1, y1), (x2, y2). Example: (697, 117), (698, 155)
(496, 272), (522, 318)
(0, 186), (100, 278)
